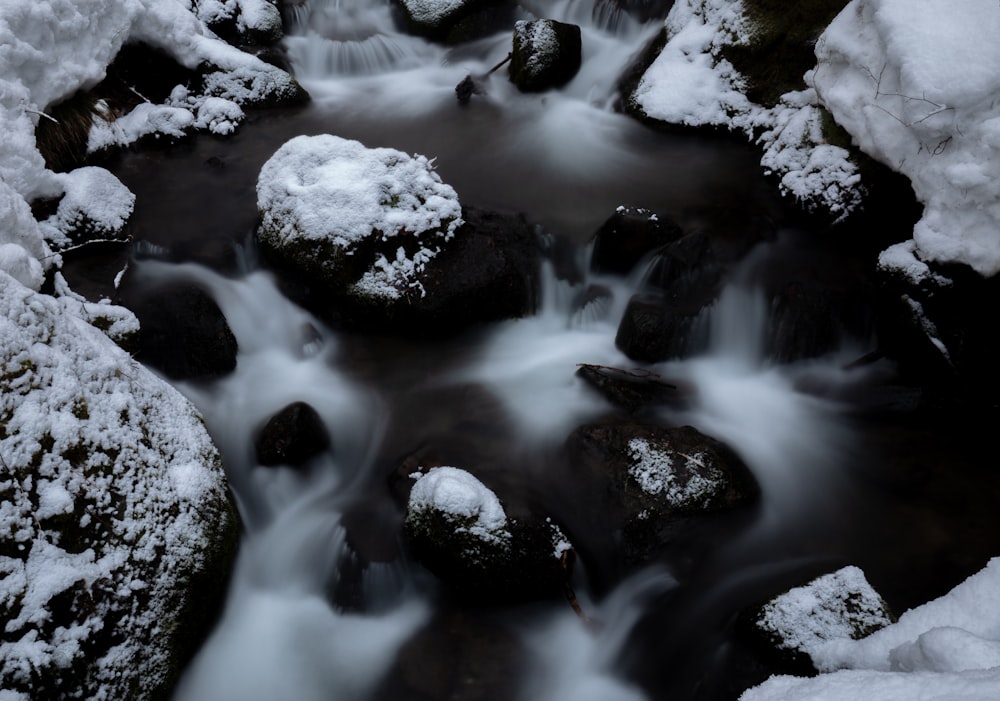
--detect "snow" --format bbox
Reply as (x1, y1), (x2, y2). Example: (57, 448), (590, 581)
(37, 167), (136, 250)
(256, 134), (463, 300)
(400, 0), (468, 24)
(633, 0), (862, 219)
(408, 467), (511, 546)
(755, 566), (893, 658)
(626, 437), (720, 508)
(741, 559), (1000, 700)
(811, 0), (1000, 276)
(515, 20), (562, 80)
(0, 0), (302, 285)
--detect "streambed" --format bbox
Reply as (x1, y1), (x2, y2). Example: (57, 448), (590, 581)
(88, 1), (1000, 699)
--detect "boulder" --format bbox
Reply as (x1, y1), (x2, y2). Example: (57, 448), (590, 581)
(0, 274), (239, 700)
(124, 280), (238, 381)
(615, 291), (706, 362)
(403, 466), (571, 602)
(589, 205), (684, 276)
(745, 566), (895, 674)
(38, 168), (135, 252)
(509, 19), (582, 92)
(564, 421), (758, 563)
(194, 0), (284, 46)
(256, 134), (539, 334)
(254, 401), (331, 467)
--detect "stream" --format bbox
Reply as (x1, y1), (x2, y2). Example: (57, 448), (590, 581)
(89, 1), (1000, 699)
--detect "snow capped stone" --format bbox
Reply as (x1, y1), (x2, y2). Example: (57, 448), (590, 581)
(256, 134), (463, 300)
(408, 466), (511, 546)
(755, 566), (894, 659)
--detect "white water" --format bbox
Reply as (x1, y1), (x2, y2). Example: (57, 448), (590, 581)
(156, 2), (877, 699)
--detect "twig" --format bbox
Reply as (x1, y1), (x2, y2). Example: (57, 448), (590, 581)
(24, 108), (58, 124)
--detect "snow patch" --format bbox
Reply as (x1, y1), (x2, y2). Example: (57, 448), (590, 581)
(627, 437), (721, 507)
(408, 467), (511, 546)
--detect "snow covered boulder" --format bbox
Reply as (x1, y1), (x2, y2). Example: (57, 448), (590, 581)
(564, 421), (758, 563)
(38, 167), (135, 251)
(404, 466), (571, 601)
(395, 0), (514, 44)
(256, 135), (539, 333)
(509, 19), (583, 93)
(747, 566), (894, 674)
(194, 0), (284, 46)
(0, 272), (239, 700)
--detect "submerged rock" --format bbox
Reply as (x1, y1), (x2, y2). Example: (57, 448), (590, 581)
(254, 401), (331, 467)
(403, 466), (570, 602)
(509, 19), (583, 92)
(256, 135), (539, 334)
(0, 273), (239, 700)
(564, 421), (758, 563)
(615, 291), (705, 363)
(746, 566), (895, 674)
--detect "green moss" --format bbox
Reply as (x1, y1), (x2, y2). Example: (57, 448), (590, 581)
(722, 0), (850, 107)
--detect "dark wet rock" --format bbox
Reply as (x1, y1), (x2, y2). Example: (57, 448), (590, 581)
(876, 260), (1000, 410)
(576, 363), (680, 413)
(344, 206), (540, 334)
(125, 282), (238, 380)
(589, 205), (684, 276)
(509, 19), (582, 92)
(402, 465), (571, 602)
(255, 401), (331, 467)
(742, 566), (894, 675)
(395, 0), (515, 44)
(564, 421), (758, 563)
(615, 291), (705, 362)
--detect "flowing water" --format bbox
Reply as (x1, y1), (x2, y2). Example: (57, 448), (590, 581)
(94, 1), (1000, 699)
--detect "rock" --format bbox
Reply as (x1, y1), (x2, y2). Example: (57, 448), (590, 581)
(0, 274), (239, 700)
(509, 19), (582, 92)
(615, 291), (705, 362)
(747, 566), (895, 674)
(576, 363), (680, 413)
(589, 205), (684, 276)
(564, 421), (758, 563)
(196, 0), (284, 46)
(254, 401), (331, 466)
(39, 168), (135, 252)
(256, 135), (539, 334)
(395, 0), (514, 44)
(124, 280), (238, 381)
(403, 466), (571, 602)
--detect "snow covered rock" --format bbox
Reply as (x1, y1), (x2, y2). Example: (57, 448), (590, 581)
(256, 135), (539, 333)
(395, 0), (514, 43)
(38, 167), (136, 252)
(812, 0), (1000, 278)
(740, 558), (1000, 700)
(194, 0), (284, 45)
(627, 0), (864, 219)
(509, 19), (583, 93)
(0, 271), (239, 700)
(750, 566), (894, 673)
(404, 466), (570, 601)
(564, 421), (758, 563)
